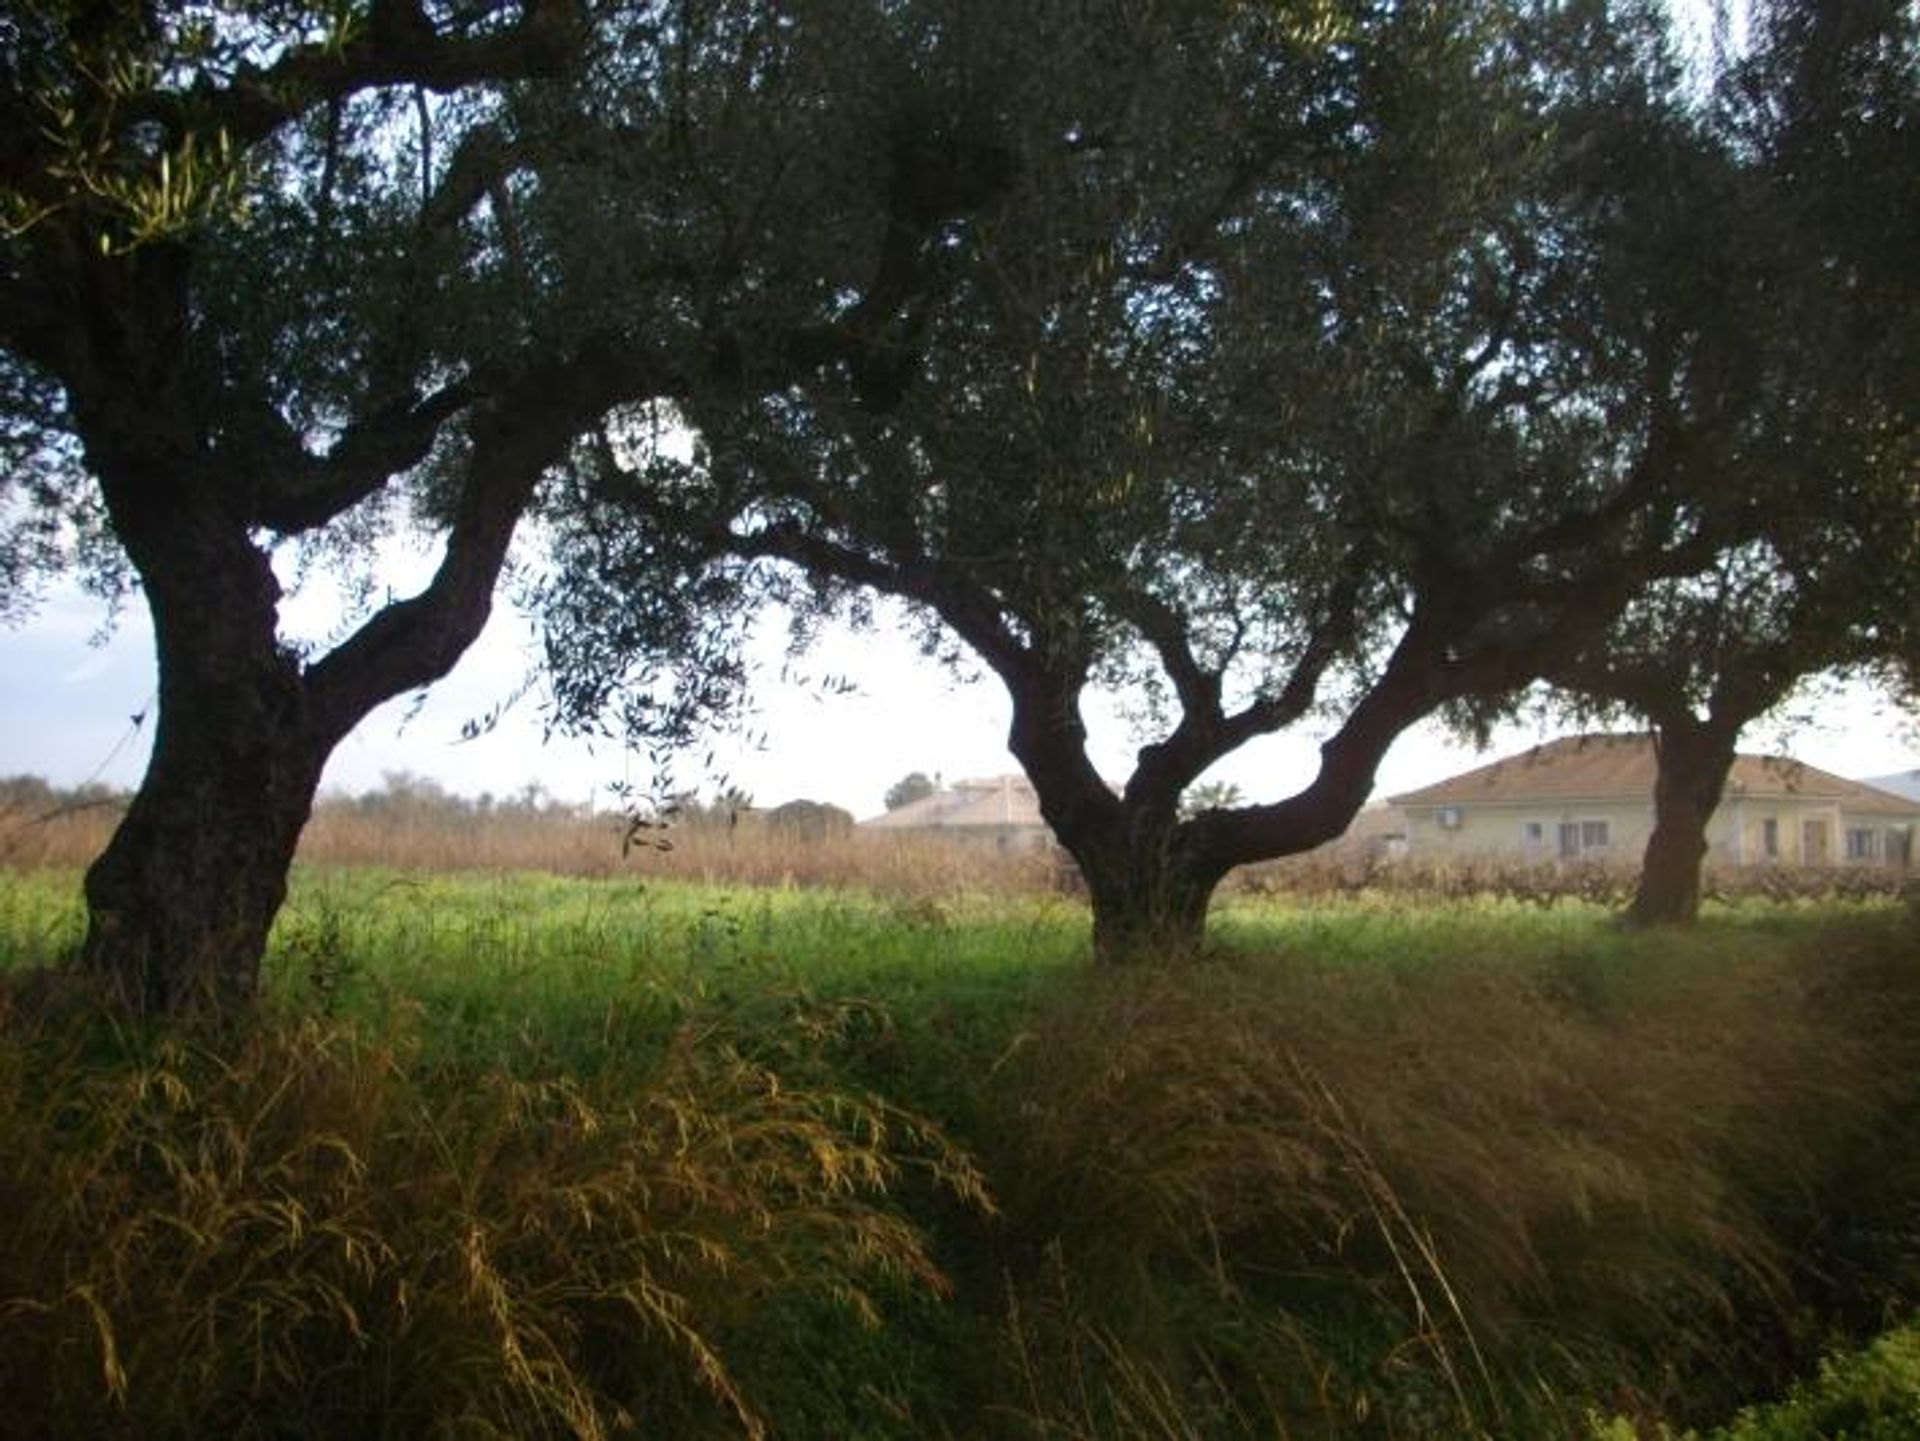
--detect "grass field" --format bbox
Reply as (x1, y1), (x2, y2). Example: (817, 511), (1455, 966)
(3, 861), (1919, 1438)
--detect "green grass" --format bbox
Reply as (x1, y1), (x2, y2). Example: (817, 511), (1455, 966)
(4, 865), (1920, 1438)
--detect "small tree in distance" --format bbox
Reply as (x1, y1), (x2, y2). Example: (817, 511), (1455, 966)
(884, 772), (938, 811)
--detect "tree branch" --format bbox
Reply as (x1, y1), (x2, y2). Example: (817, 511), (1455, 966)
(238, 382), (475, 534)
(1123, 568), (1366, 806)
(195, 0), (587, 149)
(301, 333), (658, 740)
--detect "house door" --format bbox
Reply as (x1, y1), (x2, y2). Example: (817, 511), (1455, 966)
(1801, 819), (1831, 864)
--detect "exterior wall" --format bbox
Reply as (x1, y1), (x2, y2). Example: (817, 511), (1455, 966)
(1401, 800), (1652, 862)
(1713, 798), (1846, 865)
(1404, 797), (1915, 867)
(866, 821), (1054, 853)
(1837, 809), (1915, 865)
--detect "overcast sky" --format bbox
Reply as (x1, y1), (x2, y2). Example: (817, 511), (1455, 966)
(4, 556), (1915, 821)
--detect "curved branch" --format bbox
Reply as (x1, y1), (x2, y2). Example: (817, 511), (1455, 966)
(240, 381), (476, 533)
(1123, 570), (1365, 804)
(196, 1), (586, 148)
(302, 332), (664, 740)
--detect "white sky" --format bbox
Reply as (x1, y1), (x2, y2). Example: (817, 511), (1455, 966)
(3, 553), (1914, 821)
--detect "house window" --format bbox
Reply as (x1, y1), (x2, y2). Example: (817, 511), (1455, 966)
(1558, 820), (1610, 859)
(1846, 827), (1880, 862)
(1436, 806), (1463, 830)
(1523, 821), (1544, 848)
(1761, 817), (1779, 859)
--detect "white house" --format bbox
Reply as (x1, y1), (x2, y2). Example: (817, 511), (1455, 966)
(1389, 733), (1920, 866)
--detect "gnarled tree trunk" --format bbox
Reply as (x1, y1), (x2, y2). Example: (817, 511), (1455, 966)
(71, 385), (550, 1014)
(1628, 720), (1741, 926)
(79, 505), (326, 1012)
(82, 723), (325, 1014)
(1071, 823), (1225, 966)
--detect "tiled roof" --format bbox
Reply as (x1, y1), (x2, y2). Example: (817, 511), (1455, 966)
(1389, 734), (1919, 816)
(861, 775), (1049, 831)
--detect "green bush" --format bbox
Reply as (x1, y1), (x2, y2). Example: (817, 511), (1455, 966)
(1591, 1320), (1920, 1440)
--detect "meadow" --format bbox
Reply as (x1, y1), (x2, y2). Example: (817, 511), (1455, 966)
(2, 796), (1920, 1438)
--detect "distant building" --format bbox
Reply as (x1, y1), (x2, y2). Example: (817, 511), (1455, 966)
(1389, 733), (1920, 866)
(859, 774), (1054, 852)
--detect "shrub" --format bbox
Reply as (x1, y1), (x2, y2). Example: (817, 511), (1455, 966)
(1590, 1318), (1920, 1440)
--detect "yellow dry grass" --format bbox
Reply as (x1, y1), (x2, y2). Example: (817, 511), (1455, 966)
(0, 987), (988, 1440)
(0, 795), (1056, 898)
(983, 927), (1920, 1436)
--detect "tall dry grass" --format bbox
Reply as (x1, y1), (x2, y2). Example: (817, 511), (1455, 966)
(307, 806), (1057, 897)
(979, 923), (1920, 1437)
(0, 793), (1055, 898)
(8, 789), (1904, 917)
(0, 986), (988, 1440)
(0, 797), (118, 869)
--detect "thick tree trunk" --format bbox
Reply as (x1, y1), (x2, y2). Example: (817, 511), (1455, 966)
(77, 461), (329, 1011)
(82, 711), (325, 1014)
(1628, 721), (1740, 927)
(71, 389), (542, 1014)
(1075, 830), (1223, 966)
(1000, 672), (1226, 963)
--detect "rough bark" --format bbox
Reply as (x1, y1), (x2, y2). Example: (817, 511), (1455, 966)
(81, 698), (324, 1015)
(1039, 775), (1225, 964)
(76, 497), (321, 1009)
(69, 371), (562, 1013)
(1627, 720), (1741, 927)
(1079, 833), (1220, 965)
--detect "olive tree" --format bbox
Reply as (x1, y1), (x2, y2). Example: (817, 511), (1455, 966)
(1515, 0), (1920, 924)
(539, 0), (1749, 961)
(0, 0), (1009, 1010)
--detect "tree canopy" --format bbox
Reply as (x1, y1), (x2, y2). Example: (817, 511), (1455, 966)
(538, 0), (1797, 958)
(0, 0), (1027, 1008)
(1491, 0), (1920, 923)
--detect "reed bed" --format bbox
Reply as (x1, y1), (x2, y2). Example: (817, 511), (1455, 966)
(0, 791), (1054, 898)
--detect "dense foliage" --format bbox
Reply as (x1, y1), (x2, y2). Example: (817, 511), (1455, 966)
(537, 0), (1917, 958)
